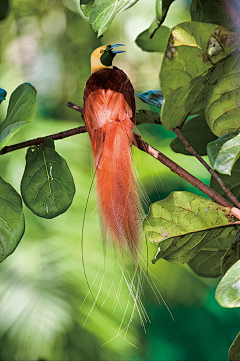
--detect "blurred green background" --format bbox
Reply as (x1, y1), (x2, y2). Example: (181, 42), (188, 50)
(0, 0), (239, 360)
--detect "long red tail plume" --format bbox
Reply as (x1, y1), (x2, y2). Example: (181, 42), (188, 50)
(84, 87), (141, 257)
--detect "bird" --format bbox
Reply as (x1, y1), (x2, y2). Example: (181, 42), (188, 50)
(83, 44), (141, 258)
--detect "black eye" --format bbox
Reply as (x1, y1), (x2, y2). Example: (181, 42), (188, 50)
(100, 50), (104, 53)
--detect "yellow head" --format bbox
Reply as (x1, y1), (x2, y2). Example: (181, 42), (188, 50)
(90, 44), (125, 74)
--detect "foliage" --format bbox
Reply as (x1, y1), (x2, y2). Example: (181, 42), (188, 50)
(1, 0), (240, 360)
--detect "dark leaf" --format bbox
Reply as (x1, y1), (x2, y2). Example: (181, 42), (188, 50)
(0, 0), (9, 21)
(21, 137), (75, 219)
(170, 114), (218, 156)
(136, 109), (161, 125)
(229, 332), (240, 361)
(0, 176), (25, 262)
(221, 232), (240, 275)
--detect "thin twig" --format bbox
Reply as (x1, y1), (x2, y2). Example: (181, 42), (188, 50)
(134, 134), (240, 220)
(173, 127), (240, 209)
(0, 126), (87, 155)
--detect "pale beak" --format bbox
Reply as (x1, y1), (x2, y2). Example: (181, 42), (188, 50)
(110, 44), (126, 54)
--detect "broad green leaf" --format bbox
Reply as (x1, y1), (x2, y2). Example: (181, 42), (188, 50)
(207, 130), (240, 175)
(190, 0), (233, 30)
(0, 83), (37, 151)
(89, 0), (138, 37)
(215, 259), (240, 308)
(136, 109), (161, 125)
(221, 233), (240, 275)
(160, 22), (240, 99)
(0, 88), (7, 104)
(135, 26), (170, 52)
(205, 53), (240, 137)
(170, 114), (218, 156)
(210, 158), (240, 205)
(0, 0), (9, 21)
(0, 176), (25, 262)
(188, 236), (235, 278)
(135, 90), (164, 108)
(161, 61), (225, 130)
(143, 191), (235, 264)
(229, 332), (240, 361)
(21, 137), (75, 219)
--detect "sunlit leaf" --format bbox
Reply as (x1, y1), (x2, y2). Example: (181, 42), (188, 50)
(87, 0), (138, 37)
(0, 88), (7, 104)
(21, 137), (75, 219)
(136, 25), (170, 52)
(210, 158), (240, 205)
(188, 236), (235, 278)
(143, 191), (235, 264)
(207, 130), (240, 175)
(205, 53), (240, 137)
(215, 259), (240, 308)
(135, 90), (164, 108)
(80, 0), (95, 16)
(170, 114), (217, 156)
(160, 22), (240, 99)
(136, 109), (161, 125)
(229, 332), (240, 361)
(0, 176), (25, 263)
(0, 83), (37, 151)
(190, 0), (234, 30)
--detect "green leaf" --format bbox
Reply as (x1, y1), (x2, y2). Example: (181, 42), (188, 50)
(160, 22), (240, 99)
(215, 259), (240, 308)
(136, 25), (170, 52)
(21, 137), (75, 219)
(0, 83), (37, 151)
(136, 109), (161, 125)
(88, 0), (138, 37)
(207, 130), (240, 176)
(170, 114), (218, 156)
(229, 332), (240, 361)
(0, 176), (25, 263)
(161, 61), (224, 130)
(190, 0), (234, 30)
(210, 158), (240, 205)
(0, 88), (7, 104)
(188, 235), (235, 278)
(143, 191), (235, 264)
(205, 53), (240, 137)
(135, 90), (164, 108)
(0, 0), (9, 21)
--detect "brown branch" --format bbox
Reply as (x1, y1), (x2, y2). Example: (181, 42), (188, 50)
(67, 102), (83, 113)
(173, 127), (240, 209)
(1, 100), (240, 221)
(0, 126), (87, 155)
(215, 0), (240, 27)
(134, 134), (240, 221)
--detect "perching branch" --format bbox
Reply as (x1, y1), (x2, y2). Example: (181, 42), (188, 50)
(173, 127), (240, 209)
(1, 101), (240, 221)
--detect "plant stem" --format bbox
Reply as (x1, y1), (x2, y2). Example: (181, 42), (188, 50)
(173, 127), (240, 209)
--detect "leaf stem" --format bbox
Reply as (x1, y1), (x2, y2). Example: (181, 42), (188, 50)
(173, 127), (240, 209)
